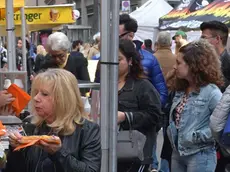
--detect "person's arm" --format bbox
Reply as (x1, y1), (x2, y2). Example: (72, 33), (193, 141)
(78, 55), (90, 81)
(151, 56), (168, 107)
(210, 87), (229, 142)
(87, 48), (95, 60)
(121, 80), (161, 131)
(49, 123), (101, 172)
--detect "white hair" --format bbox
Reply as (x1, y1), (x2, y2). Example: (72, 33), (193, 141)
(46, 32), (71, 51)
(157, 31), (172, 47)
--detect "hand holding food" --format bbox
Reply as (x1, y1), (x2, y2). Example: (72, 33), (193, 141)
(39, 136), (62, 154)
(9, 134), (61, 152)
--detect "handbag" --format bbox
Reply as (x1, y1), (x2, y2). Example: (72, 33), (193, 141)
(117, 112), (146, 161)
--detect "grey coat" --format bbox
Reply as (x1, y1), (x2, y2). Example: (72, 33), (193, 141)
(210, 85), (230, 156)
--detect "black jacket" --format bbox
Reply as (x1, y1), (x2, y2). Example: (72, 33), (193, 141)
(40, 53), (91, 95)
(4, 119), (101, 172)
(220, 49), (230, 92)
(34, 54), (45, 73)
(118, 77), (161, 164)
(41, 53), (90, 82)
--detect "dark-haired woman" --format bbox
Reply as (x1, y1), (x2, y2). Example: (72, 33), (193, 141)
(167, 39), (223, 172)
(117, 39), (162, 172)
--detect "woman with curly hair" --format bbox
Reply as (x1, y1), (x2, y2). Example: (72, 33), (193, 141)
(167, 39), (223, 172)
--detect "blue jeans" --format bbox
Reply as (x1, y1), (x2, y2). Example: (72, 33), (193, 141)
(159, 159), (170, 172)
(151, 143), (159, 169)
(171, 148), (217, 172)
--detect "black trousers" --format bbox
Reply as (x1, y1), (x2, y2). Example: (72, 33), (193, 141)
(215, 155), (230, 172)
(118, 162), (149, 172)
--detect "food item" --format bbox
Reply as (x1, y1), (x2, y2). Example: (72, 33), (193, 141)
(14, 135), (60, 151)
(20, 135), (60, 144)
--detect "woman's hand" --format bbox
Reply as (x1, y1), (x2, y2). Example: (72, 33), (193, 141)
(0, 90), (15, 107)
(39, 136), (62, 155)
(117, 111), (126, 124)
(9, 132), (23, 148)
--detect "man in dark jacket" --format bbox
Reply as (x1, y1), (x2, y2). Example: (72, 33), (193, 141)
(95, 15), (168, 106)
(200, 20), (230, 172)
(144, 39), (154, 54)
(40, 33), (90, 95)
(119, 14), (168, 106)
(200, 21), (230, 92)
(40, 34), (90, 83)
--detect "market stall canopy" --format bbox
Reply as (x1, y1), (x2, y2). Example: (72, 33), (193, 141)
(0, 0), (25, 19)
(0, 4), (76, 36)
(162, 0), (230, 30)
(160, 0), (211, 30)
(130, 0), (172, 41)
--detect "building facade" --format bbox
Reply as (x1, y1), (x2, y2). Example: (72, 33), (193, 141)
(26, 0), (181, 40)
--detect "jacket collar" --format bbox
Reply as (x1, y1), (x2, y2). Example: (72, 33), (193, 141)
(157, 47), (172, 52)
(119, 77), (135, 94)
(133, 40), (143, 52)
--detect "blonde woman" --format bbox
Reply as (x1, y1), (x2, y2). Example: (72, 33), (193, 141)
(5, 69), (101, 172)
(34, 45), (47, 73)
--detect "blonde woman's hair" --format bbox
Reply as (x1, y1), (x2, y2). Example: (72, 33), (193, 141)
(37, 45), (47, 56)
(31, 69), (87, 135)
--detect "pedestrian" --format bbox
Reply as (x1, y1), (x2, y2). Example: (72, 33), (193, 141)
(5, 69), (101, 172)
(172, 31), (188, 55)
(168, 39), (223, 172)
(152, 31), (177, 172)
(119, 14), (168, 106)
(144, 39), (154, 54)
(117, 39), (161, 172)
(200, 20), (230, 92)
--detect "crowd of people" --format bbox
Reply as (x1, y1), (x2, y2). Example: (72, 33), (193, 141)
(0, 13), (229, 172)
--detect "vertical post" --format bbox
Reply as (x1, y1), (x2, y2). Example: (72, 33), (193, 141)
(100, 0), (110, 171)
(109, 0), (119, 171)
(20, 7), (27, 72)
(20, 7), (28, 93)
(6, 0), (16, 71)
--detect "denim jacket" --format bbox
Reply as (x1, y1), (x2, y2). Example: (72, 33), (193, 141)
(167, 84), (222, 156)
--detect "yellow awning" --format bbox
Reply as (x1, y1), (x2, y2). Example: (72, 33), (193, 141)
(0, 5), (75, 36)
(0, 0), (25, 8)
(0, 5), (75, 26)
(0, 0), (25, 19)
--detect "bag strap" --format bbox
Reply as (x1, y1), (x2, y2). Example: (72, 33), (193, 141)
(125, 112), (132, 130)
(129, 112), (134, 127)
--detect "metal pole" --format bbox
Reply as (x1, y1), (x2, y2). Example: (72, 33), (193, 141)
(100, 0), (110, 171)
(6, 0), (16, 71)
(20, 7), (28, 93)
(20, 8), (27, 72)
(109, 0), (119, 171)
